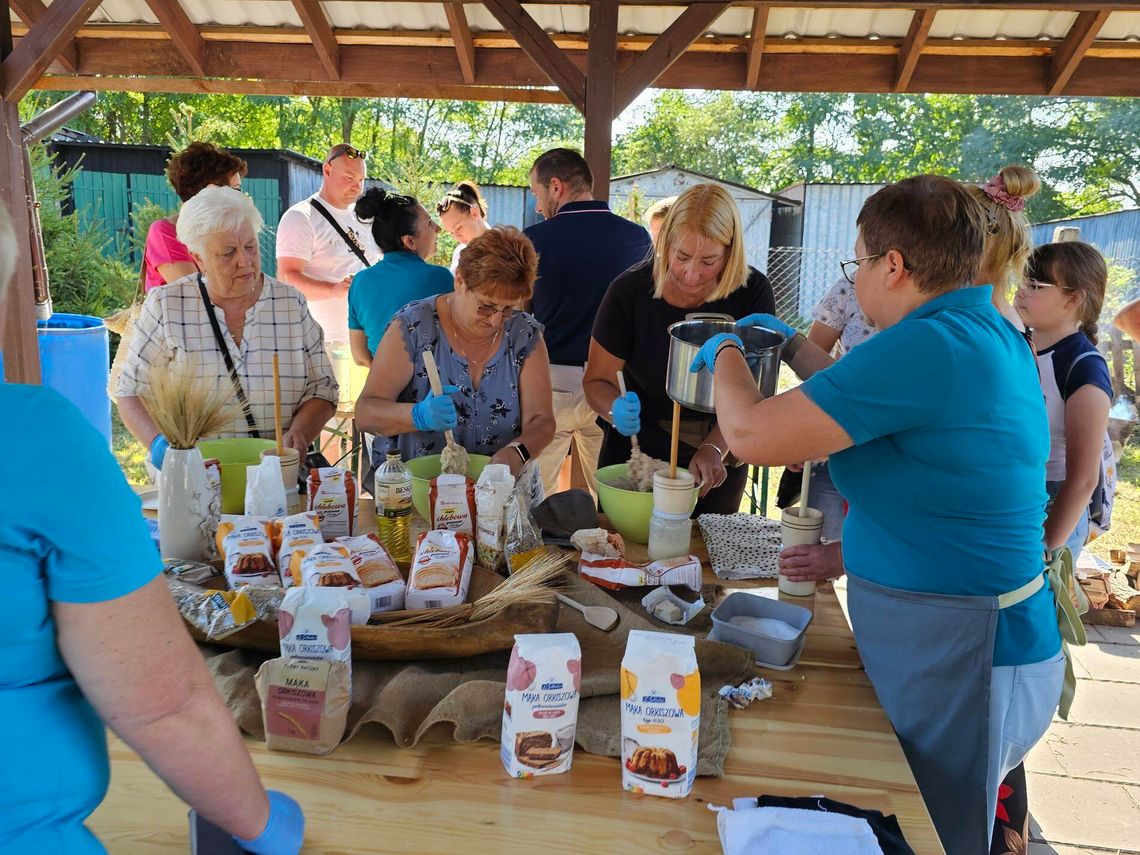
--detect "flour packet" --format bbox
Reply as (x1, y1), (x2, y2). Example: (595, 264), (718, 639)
(255, 657), (350, 755)
(501, 633), (581, 778)
(216, 515), (279, 588)
(246, 454), (287, 518)
(308, 467), (357, 539)
(475, 464), (515, 571)
(336, 533), (406, 615)
(278, 585), (354, 664)
(273, 511), (323, 588)
(620, 630), (700, 799)
(429, 473), (476, 537)
(406, 529), (473, 609)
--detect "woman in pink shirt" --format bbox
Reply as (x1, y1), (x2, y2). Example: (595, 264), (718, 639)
(143, 142), (247, 290)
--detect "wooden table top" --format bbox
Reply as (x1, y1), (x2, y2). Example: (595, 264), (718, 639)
(97, 502), (942, 853)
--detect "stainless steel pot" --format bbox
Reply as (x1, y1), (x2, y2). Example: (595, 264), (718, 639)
(666, 319), (784, 413)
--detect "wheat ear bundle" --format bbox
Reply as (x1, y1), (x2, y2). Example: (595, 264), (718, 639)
(376, 549), (570, 629)
(142, 362), (239, 449)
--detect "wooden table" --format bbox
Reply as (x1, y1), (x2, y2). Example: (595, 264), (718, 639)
(94, 509), (943, 853)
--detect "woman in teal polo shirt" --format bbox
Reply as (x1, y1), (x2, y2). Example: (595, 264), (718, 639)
(691, 176), (1064, 855)
(348, 188), (453, 366)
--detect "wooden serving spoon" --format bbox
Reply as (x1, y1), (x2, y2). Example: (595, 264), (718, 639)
(555, 593), (619, 632)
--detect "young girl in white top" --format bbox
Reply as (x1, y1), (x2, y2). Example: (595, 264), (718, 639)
(1016, 241), (1112, 558)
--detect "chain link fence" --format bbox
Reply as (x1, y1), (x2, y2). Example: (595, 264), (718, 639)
(765, 247), (848, 332)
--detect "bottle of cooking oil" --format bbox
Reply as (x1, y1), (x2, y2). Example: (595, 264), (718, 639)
(375, 451), (413, 564)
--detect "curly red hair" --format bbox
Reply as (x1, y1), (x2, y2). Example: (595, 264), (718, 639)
(165, 142), (248, 202)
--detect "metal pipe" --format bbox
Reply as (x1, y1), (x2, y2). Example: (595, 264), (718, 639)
(20, 91), (97, 144)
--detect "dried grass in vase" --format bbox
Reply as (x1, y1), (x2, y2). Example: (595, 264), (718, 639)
(142, 362), (238, 449)
(379, 549), (570, 629)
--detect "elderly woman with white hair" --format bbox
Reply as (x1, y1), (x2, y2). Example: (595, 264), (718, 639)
(117, 185), (338, 468)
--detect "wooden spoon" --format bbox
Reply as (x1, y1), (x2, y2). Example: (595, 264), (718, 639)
(422, 349), (468, 474)
(555, 592), (619, 632)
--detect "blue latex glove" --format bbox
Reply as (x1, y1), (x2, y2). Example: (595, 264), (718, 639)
(412, 384), (460, 432)
(149, 434), (169, 469)
(610, 391), (641, 437)
(736, 312), (795, 339)
(689, 332), (744, 375)
(235, 791), (305, 855)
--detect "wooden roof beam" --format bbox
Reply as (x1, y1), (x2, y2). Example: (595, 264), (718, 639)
(613, 1), (731, 117)
(143, 0), (207, 77)
(1, 0), (102, 101)
(444, 2), (476, 84)
(482, 0), (585, 112)
(585, 0), (618, 199)
(9, 0), (78, 72)
(894, 8), (937, 91)
(746, 4), (768, 89)
(291, 0), (340, 79)
(1049, 9), (1111, 95)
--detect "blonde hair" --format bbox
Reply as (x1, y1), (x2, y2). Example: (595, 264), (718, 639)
(645, 196), (677, 225)
(652, 184), (748, 302)
(965, 165), (1040, 292)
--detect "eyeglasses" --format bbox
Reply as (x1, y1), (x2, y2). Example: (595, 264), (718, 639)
(327, 144), (366, 164)
(436, 192), (473, 216)
(1020, 279), (1057, 293)
(473, 297), (515, 319)
(840, 252), (912, 285)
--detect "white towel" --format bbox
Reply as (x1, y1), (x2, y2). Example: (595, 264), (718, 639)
(717, 804), (884, 855)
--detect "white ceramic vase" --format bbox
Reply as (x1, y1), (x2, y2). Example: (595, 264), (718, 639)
(158, 446), (211, 561)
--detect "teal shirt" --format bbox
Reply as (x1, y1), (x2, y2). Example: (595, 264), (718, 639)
(0, 385), (160, 853)
(801, 286), (1061, 667)
(348, 251), (453, 354)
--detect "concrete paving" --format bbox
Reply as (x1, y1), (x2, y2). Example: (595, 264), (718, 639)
(1023, 611), (1140, 855)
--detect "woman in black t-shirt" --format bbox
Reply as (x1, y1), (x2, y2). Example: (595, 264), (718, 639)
(583, 183), (776, 514)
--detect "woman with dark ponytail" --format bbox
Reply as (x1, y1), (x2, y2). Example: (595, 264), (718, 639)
(437, 180), (490, 272)
(348, 188), (452, 366)
(1016, 240), (1112, 561)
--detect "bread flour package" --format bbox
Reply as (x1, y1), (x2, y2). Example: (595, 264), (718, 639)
(278, 585), (354, 664)
(255, 657), (350, 755)
(406, 529), (473, 609)
(429, 473), (476, 537)
(620, 630), (700, 799)
(216, 515), (279, 588)
(308, 467), (357, 539)
(273, 511), (323, 588)
(337, 533), (406, 615)
(501, 633), (581, 778)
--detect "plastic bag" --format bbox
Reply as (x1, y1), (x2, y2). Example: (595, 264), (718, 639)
(505, 481), (545, 574)
(475, 463), (515, 570)
(246, 454), (287, 518)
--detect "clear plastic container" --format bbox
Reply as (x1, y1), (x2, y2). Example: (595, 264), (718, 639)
(375, 452), (413, 564)
(647, 509), (692, 561)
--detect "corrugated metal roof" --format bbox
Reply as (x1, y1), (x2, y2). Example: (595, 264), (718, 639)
(47, 3), (1140, 42)
(1031, 208), (1140, 266)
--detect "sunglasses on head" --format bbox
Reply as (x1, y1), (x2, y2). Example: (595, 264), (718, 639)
(436, 192), (473, 216)
(327, 144), (366, 164)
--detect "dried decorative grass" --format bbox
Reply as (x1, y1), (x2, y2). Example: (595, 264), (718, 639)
(142, 362), (238, 449)
(377, 549), (569, 629)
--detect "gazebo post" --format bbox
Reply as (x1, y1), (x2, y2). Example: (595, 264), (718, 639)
(584, 0), (618, 201)
(1, 8), (41, 384)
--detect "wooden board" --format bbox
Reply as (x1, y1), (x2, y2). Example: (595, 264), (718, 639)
(184, 565), (559, 660)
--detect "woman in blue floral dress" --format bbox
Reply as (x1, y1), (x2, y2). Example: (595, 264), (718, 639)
(356, 227), (555, 478)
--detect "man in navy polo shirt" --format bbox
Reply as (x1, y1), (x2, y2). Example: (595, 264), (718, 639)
(525, 148), (653, 494)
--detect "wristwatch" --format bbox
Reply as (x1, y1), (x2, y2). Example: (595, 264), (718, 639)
(508, 442), (531, 464)
(781, 332), (807, 364)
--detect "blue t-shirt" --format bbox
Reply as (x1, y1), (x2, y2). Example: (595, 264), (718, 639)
(801, 286), (1061, 667)
(0, 385), (161, 854)
(348, 251), (453, 355)
(525, 201), (652, 366)
(1036, 331), (1113, 482)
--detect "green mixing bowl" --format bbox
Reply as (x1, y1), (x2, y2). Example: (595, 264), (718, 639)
(405, 453), (492, 521)
(595, 463), (699, 544)
(197, 438), (278, 514)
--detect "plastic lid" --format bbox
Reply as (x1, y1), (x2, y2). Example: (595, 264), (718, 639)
(651, 508), (691, 520)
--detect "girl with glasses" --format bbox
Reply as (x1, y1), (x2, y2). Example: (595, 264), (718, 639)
(437, 181), (490, 273)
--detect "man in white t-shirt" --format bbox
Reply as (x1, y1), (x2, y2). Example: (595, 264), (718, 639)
(276, 144), (381, 346)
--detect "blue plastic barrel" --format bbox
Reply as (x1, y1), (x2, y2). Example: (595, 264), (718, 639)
(36, 313), (111, 447)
